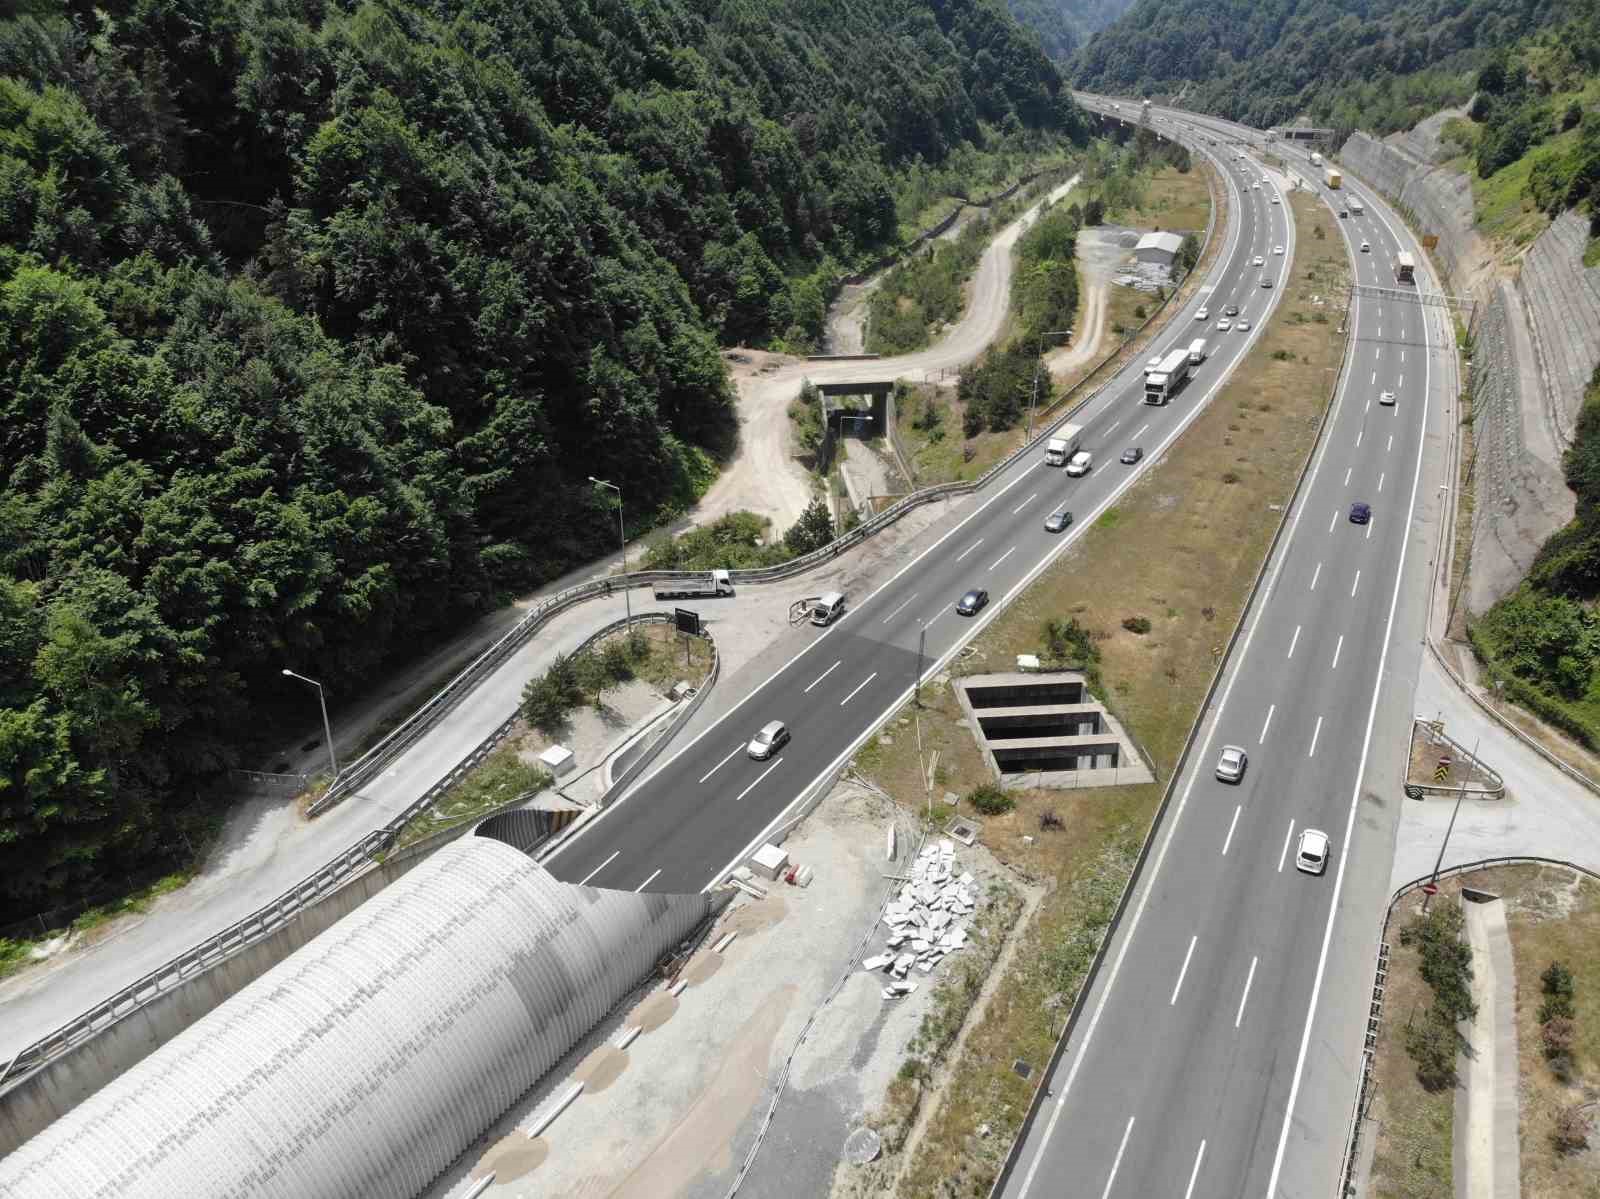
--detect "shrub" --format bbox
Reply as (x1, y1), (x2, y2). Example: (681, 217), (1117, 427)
(1039, 808), (1064, 831)
(1405, 1008), (1460, 1090)
(1543, 1016), (1577, 1078)
(1121, 616), (1152, 634)
(967, 783), (1014, 815)
(1540, 992), (1576, 1023)
(1133, 304), (1146, 319)
(1554, 1103), (1591, 1153)
(1400, 900), (1477, 1022)
(1543, 959), (1576, 998)
(1221, 471), (1240, 484)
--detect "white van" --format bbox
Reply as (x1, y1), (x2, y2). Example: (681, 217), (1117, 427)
(811, 591), (846, 626)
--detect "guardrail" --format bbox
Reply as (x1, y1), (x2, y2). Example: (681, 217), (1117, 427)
(0, 612), (712, 1094)
(989, 110), (1351, 1196)
(0, 133), (1193, 1098)
(1335, 855), (1600, 1196)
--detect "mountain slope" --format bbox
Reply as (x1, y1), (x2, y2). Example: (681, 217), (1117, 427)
(0, 0), (1079, 915)
(1072, 0), (1586, 135)
(1005, 0), (1137, 60)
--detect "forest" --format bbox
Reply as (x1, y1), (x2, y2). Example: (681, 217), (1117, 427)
(1071, 0), (1595, 138)
(0, 0), (1082, 917)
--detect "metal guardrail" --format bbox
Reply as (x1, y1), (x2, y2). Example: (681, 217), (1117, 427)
(989, 109), (1353, 1197)
(0, 613), (709, 1094)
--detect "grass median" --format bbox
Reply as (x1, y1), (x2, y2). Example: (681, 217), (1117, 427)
(852, 188), (1350, 1195)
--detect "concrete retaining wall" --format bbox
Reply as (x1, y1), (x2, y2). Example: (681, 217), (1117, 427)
(1520, 210), (1600, 441)
(0, 854), (425, 1154)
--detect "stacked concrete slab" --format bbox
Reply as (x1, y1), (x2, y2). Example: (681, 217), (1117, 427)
(863, 840), (975, 999)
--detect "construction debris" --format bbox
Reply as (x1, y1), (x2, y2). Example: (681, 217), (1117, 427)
(861, 839), (979, 999)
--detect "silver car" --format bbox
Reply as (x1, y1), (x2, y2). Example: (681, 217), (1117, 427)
(1215, 744), (1247, 783)
(747, 720), (790, 761)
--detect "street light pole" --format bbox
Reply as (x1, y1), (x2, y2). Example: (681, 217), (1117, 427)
(1027, 328), (1074, 441)
(589, 476), (630, 624)
(281, 668), (338, 781)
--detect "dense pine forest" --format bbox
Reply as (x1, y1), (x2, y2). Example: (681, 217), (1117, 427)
(0, 0), (1082, 916)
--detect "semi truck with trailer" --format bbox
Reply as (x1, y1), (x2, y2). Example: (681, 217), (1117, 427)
(1144, 349), (1191, 404)
(1044, 423), (1085, 466)
(652, 569), (734, 601)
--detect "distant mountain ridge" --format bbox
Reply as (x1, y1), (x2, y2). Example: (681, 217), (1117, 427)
(1005, 0), (1137, 60)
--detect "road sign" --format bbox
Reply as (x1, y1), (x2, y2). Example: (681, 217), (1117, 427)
(674, 608), (700, 636)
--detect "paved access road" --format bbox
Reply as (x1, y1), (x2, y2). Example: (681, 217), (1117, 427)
(547, 137), (1291, 894)
(994, 96), (1454, 1199)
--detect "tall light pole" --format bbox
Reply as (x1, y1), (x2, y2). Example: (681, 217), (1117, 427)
(1027, 328), (1074, 440)
(589, 476), (630, 623)
(281, 668), (338, 781)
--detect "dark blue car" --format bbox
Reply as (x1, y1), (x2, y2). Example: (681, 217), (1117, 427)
(1349, 502), (1372, 524)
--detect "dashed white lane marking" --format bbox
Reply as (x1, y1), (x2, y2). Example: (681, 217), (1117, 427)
(840, 672), (878, 706)
(1331, 634), (1344, 670)
(633, 868), (662, 892)
(804, 660), (842, 693)
(1309, 715), (1324, 758)
(578, 850), (620, 886)
(955, 538), (984, 562)
(1259, 703), (1276, 744)
(1222, 805), (1242, 855)
(734, 757), (782, 802)
(699, 744), (744, 783)
(1278, 820), (1296, 872)
(1170, 934), (1199, 1005)
(1099, 1117), (1136, 1199)
(1234, 955), (1260, 1029)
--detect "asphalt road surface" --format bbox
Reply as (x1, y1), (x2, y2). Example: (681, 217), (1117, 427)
(995, 96), (1452, 1199)
(547, 134), (1292, 899)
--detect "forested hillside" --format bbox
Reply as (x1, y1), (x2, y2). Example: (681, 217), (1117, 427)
(1072, 0), (1593, 137)
(1004, 0), (1136, 61)
(0, 0), (1080, 916)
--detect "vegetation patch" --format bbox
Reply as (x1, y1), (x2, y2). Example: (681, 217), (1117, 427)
(856, 190), (1344, 1194)
(392, 745), (552, 851)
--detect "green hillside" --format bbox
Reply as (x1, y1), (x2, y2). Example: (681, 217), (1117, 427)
(1072, 0), (1593, 138)
(0, 0), (1080, 915)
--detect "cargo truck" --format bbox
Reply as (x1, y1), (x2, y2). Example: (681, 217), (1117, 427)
(1348, 196), (1365, 215)
(1044, 422), (1085, 466)
(1324, 168), (1342, 189)
(1143, 348), (1191, 404)
(652, 569), (734, 601)
(1188, 338), (1208, 365)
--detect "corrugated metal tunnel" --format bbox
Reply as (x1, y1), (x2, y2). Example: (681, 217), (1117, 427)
(0, 836), (714, 1199)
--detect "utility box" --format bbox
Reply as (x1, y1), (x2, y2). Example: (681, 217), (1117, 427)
(749, 844), (789, 881)
(539, 745), (576, 776)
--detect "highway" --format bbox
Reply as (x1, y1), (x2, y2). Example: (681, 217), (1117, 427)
(547, 134), (1293, 894)
(994, 96), (1454, 1198)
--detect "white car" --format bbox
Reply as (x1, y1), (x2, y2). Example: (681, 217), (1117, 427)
(1274, 245), (1285, 255)
(1252, 181), (1260, 190)
(1196, 306), (1210, 320)
(1270, 195), (1280, 204)
(1252, 255), (1264, 267)
(1216, 318), (1232, 331)
(1235, 318), (1251, 331)
(1296, 829), (1331, 875)
(1215, 745), (1247, 783)
(747, 720), (790, 761)
(1379, 390), (1396, 406)
(1360, 241), (1371, 252)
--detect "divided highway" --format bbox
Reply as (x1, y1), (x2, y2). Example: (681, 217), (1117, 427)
(548, 138), (1291, 897)
(995, 96), (1453, 1198)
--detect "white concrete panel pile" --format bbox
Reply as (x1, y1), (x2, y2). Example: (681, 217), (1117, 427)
(861, 838), (976, 1000)
(0, 837), (714, 1199)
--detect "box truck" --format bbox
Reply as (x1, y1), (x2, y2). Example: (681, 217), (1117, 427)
(1188, 338), (1208, 365)
(1324, 168), (1342, 189)
(1044, 423), (1084, 466)
(1348, 196), (1365, 215)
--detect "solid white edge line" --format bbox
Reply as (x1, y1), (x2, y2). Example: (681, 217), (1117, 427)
(1015, 132), (1319, 1199)
(803, 660), (842, 694)
(577, 849), (619, 887)
(734, 757), (782, 802)
(1278, 820), (1296, 873)
(1234, 955), (1259, 1029)
(1170, 934), (1199, 1005)
(1100, 1116), (1137, 1199)
(1263, 165), (1436, 1198)
(1222, 804), (1242, 856)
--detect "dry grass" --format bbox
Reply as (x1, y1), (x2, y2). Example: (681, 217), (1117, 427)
(1367, 889), (1456, 1199)
(862, 189), (1349, 1194)
(1117, 163), (1213, 233)
(1407, 722), (1500, 791)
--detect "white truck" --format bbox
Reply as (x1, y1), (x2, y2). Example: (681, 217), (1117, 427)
(1188, 337), (1208, 365)
(1044, 422), (1085, 466)
(1310, 151), (1323, 167)
(652, 569), (734, 601)
(1325, 168), (1342, 189)
(1143, 348), (1191, 404)
(1348, 196), (1365, 215)
(1065, 450), (1093, 477)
